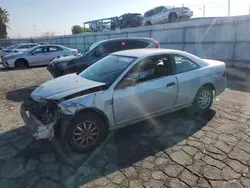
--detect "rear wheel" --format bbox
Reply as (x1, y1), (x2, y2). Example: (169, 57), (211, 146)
(169, 13), (178, 22)
(190, 87), (213, 115)
(15, 59), (28, 68)
(126, 22), (132, 28)
(64, 112), (107, 153)
(145, 21), (152, 26)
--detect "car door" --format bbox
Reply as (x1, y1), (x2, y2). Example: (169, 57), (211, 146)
(112, 55), (178, 126)
(172, 54), (201, 106)
(148, 8), (157, 24)
(45, 46), (64, 62)
(157, 6), (169, 23)
(151, 7), (163, 24)
(27, 46), (47, 66)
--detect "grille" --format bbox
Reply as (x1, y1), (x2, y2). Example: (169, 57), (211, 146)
(26, 97), (58, 124)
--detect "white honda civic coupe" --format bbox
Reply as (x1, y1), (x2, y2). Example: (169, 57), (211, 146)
(21, 49), (226, 153)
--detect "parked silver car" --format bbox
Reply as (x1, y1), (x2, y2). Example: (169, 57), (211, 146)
(143, 6), (193, 25)
(2, 45), (78, 68)
(21, 49), (226, 153)
(0, 43), (39, 58)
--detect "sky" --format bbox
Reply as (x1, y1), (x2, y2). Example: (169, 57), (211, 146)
(1, 0), (250, 38)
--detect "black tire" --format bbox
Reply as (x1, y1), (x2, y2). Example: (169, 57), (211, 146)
(145, 21), (152, 26)
(169, 13), (178, 23)
(15, 59), (28, 68)
(190, 87), (213, 116)
(65, 112), (107, 153)
(126, 22), (132, 28)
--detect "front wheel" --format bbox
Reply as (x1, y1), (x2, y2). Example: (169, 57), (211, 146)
(126, 22), (132, 28)
(190, 87), (213, 115)
(15, 59), (28, 68)
(145, 21), (152, 26)
(64, 112), (107, 153)
(169, 13), (178, 23)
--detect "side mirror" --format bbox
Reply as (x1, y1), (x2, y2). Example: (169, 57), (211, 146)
(95, 49), (102, 57)
(31, 52), (35, 55)
(116, 78), (136, 89)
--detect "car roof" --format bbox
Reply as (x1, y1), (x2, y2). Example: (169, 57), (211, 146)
(15, 43), (39, 46)
(112, 49), (208, 67)
(36, 44), (62, 47)
(99, 37), (156, 44)
(112, 49), (183, 57)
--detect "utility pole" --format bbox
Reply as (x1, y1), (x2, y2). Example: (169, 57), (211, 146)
(228, 0), (230, 17)
(203, 5), (206, 17)
(33, 25), (37, 38)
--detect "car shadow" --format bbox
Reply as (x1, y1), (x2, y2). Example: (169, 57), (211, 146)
(0, 65), (47, 72)
(226, 67), (250, 92)
(6, 86), (37, 102)
(0, 109), (215, 187)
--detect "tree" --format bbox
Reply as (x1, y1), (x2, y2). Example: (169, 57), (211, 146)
(83, 27), (90, 32)
(71, 25), (83, 34)
(0, 7), (9, 38)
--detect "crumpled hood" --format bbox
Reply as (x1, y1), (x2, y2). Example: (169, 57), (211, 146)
(31, 73), (106, 100)
(52, 55), (80, 65)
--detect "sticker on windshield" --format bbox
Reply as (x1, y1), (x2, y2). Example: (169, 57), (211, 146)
(119, 57), (134, 62)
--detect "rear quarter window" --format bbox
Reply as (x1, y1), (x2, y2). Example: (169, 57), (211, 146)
(125, 41), (150, 49)
(101, 41), (124, 54)
(174, 55), (200, 74)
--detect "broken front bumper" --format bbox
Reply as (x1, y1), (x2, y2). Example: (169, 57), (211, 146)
(20, 103), (56, 140)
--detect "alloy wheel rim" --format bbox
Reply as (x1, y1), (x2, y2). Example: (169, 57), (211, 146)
(198, 90), (211, 109)
(73, 121), (99, 147)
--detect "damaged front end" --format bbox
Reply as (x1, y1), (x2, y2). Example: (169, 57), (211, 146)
(20, 97), (62, 140)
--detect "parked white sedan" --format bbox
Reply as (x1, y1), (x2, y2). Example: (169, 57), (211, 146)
(21, 49), (226, 153)
(0, 43), (39, 58)
(143, 6), (193, 25)
(2, 45), (78, 68)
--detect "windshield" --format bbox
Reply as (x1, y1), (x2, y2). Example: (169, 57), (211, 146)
(26, 45), (41, 53)
(5, 44), (20, 49)
(84, 41), (102, 54)
(80, 54), (136, 86)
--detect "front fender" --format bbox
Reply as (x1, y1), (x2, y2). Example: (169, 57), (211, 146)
(58, 93), (96, 115)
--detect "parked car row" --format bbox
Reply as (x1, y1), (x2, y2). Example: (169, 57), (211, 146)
(1, 44), (78, 68)
(87, 5), (193, 32)
(2, 37), (226, 154)
(47, 37), (160, 77)
(0, 43), (39, 58)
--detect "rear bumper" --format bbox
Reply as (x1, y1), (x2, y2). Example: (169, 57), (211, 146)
(215, 77), (227, 97)
(47, 65), (63, 78)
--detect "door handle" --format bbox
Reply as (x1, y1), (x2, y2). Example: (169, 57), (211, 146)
(167, 82), (175, 87)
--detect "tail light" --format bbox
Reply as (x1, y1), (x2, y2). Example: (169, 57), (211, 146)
(73, 50), (78, 56)
(223, 71), (226, 77)
(154, 40), (160, 48)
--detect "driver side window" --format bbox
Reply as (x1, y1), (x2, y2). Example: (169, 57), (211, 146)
(32, 47), (44, 54)
(116, 55), (171, 89)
